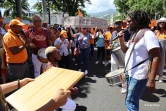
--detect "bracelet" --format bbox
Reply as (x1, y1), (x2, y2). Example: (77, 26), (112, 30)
(18, 79), (20, 89)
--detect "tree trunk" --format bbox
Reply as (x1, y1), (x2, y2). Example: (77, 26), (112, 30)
(15, 0), (22, 18)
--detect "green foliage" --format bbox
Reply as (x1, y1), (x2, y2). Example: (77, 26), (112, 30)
(0, 0), (30, 18)
(113, 14), (124, 21)
(114, 0), (166, 19)
(23, 15), (31, 20)
(33, 0), (91, 16)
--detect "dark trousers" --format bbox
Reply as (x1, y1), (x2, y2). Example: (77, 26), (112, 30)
(90, 44), (94, 57)
(97, 47), (105, 61)
(59, 55), (70, 69)
(7, 61), (29, 82)
(27, 47), (34, 78)
(78, 47), (90, 70)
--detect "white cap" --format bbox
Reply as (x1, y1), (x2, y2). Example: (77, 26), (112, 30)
(157, 17), (166, 24)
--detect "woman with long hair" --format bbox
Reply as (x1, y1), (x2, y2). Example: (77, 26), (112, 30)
(155, 17), (166, 83)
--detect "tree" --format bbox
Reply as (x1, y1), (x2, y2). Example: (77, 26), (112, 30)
(114, 0), (130, 19)
(0, 0), (30, 18)
(114, 0), (166, 19)
(33, 0), (91, 16)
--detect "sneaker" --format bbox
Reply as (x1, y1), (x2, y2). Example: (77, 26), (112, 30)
(78, 69), (81, 72)
(104, 62), (109, 66)
(158, 77), (163, 83)
(102, 61), (105, 64)
(84, 70), (88, 75)
(121, 88), (127, 94)
(75, 63), (77, 65)
(95, 61), (99, 64)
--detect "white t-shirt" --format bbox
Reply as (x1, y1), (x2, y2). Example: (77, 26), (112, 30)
(125, 30), (159, 80)
(54, 38), (69, 56)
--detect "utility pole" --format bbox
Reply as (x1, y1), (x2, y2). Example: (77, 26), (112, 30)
(47, 0), (51, 24)
(15, 0), (22, 18)
(0, 10), (2, 17)
(42, 0), (47, 22)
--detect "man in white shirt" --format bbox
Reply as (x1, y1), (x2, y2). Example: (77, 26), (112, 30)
(119, 10), (160, 111)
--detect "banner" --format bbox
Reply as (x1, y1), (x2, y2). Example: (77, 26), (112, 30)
(64, 16), (108, 29)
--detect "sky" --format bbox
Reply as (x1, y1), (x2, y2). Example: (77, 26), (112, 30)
(28, 0), (116, 13)
(0, 0), (116, 15)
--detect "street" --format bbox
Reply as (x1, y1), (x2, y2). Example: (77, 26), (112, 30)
(70, 49), (166, 111)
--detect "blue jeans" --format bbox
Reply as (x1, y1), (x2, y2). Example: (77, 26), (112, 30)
(125, 77), (148, 111)
(158, 40), (166, 77)
(78, 47), (90, 70)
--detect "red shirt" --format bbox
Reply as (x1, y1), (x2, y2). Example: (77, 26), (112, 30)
(26, 28), (48, 54)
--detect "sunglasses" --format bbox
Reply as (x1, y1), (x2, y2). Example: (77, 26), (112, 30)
(159, 22), (165, 24)
(34, 20), (42, 22)
(126, 19), (132, 23)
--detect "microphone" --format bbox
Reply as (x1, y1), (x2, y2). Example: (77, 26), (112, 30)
(112, 29), (128, 41)
(20, 30), (28, 38)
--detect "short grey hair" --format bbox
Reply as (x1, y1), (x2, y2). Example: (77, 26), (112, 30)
(31, 14), (41, 22)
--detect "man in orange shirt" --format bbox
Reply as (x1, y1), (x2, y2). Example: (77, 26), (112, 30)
(89, 28), (95, 58)
(104, 26), (114, 66)
(3, 19), (31, 81)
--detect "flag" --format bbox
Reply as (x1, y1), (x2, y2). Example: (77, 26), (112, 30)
(78, 9), (83, 17)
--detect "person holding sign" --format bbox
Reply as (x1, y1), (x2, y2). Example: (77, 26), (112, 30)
(70, 27), (94, 75)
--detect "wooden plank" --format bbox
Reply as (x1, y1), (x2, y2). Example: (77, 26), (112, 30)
(6, 67), (84, 111)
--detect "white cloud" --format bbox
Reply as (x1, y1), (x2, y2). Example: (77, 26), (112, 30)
(28, 0), (37, 7)
(27, 0), (116, 13)
(84, 0), (116, 13)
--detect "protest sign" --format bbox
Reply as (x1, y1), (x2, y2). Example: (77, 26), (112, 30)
(64, 16), (108, 29)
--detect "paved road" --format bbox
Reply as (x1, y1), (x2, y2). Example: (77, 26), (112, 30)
(70, 49), (166, 111)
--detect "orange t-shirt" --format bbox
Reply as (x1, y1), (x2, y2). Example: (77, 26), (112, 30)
(89, 28), (95, 44)
(104, 31), (112, 48)
(90, 38), (94, 44)
(104, 31), (112, 40)
(3, 30), (28, 63)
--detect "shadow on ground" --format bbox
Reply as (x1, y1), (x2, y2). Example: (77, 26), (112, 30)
(141, 88), (160, 102)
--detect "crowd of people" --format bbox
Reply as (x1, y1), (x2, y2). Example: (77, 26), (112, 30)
(0, 9), (165, 111)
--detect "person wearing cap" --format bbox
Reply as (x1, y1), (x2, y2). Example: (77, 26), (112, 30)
(154, 17), (166, 83)
(104, 26), (114, 66)
(108, 20), (128, 94)
(25, 14), (52, 78)
(54, 30), (71, 69)
(3, 19), (31, 81)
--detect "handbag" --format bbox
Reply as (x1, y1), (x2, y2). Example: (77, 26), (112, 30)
(74, 47), (79, 56)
